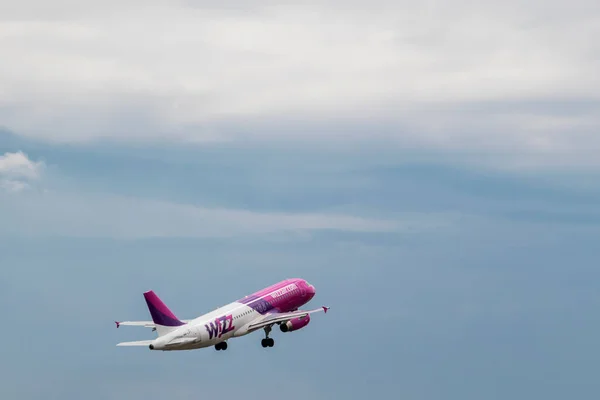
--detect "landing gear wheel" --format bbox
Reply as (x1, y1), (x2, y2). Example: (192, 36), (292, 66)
(215, 342), (228, 351)
(262, 325), (275, 348)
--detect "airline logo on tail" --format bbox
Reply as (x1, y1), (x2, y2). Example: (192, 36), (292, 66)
(205, 314), (235, 339)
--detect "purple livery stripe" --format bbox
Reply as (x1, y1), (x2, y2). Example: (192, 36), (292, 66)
(144, 290), (186, 327)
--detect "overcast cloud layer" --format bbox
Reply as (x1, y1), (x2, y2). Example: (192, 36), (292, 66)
(3, 4), (600, 400)
(1, 1), (599, 168)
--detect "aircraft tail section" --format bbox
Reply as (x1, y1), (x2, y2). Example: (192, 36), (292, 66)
(143, 290), (186, 336)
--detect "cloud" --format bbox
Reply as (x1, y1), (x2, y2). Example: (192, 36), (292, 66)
(0, 151), (44, 192)
(0, 189), (456, 238)
(0, 1), (599, 169)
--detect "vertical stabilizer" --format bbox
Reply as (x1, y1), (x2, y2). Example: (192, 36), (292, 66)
(143, 290), (185, 336)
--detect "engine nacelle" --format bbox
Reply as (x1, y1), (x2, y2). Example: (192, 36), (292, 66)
(280, 314), (310, 332)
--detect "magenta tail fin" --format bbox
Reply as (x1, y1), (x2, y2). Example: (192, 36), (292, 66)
(143, 291), (185, 329)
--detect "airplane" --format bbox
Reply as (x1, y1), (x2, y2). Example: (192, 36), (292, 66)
(115, 278), (329, 351)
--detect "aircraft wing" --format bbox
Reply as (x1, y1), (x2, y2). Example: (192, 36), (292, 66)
(116, 336), (199, 348)
(247, 306), (330, 331)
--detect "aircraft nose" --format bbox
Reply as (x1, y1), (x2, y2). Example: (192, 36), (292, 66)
(306, 283), (316, 297)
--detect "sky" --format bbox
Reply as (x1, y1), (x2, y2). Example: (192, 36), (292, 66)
(1, 1), (600, 399)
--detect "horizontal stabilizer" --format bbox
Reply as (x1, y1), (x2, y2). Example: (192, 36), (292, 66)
(116, 340), (154, 347)
(115, 321), (155, 328)
(115, 320), (192, 329)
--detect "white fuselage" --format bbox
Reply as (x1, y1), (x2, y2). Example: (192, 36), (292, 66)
(151, 301), (262, 350)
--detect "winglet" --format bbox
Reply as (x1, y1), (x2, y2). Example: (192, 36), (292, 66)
(322, 306), (330, 314)
(115, 321), (120, 328)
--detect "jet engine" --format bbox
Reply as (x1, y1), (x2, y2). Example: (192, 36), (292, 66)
(280, 314), (310, 332)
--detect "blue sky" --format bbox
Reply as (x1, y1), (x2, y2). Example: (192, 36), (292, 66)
(2, 129), (600, 399)
(2, 2), (600, 399)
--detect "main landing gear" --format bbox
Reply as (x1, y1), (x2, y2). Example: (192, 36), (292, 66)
(261, 326), (275, 348)
(215, 341), (228, 351)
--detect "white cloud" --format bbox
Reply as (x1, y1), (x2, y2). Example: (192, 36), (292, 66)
(0, 1), (599, 168)
(0, 179), (29, 193)
(0, 189), (454, 238)
(0, 151), (44, 192)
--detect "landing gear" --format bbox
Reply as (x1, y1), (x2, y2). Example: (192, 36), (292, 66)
(215, 341), (228, 351)
(261, 325), (275, 348)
